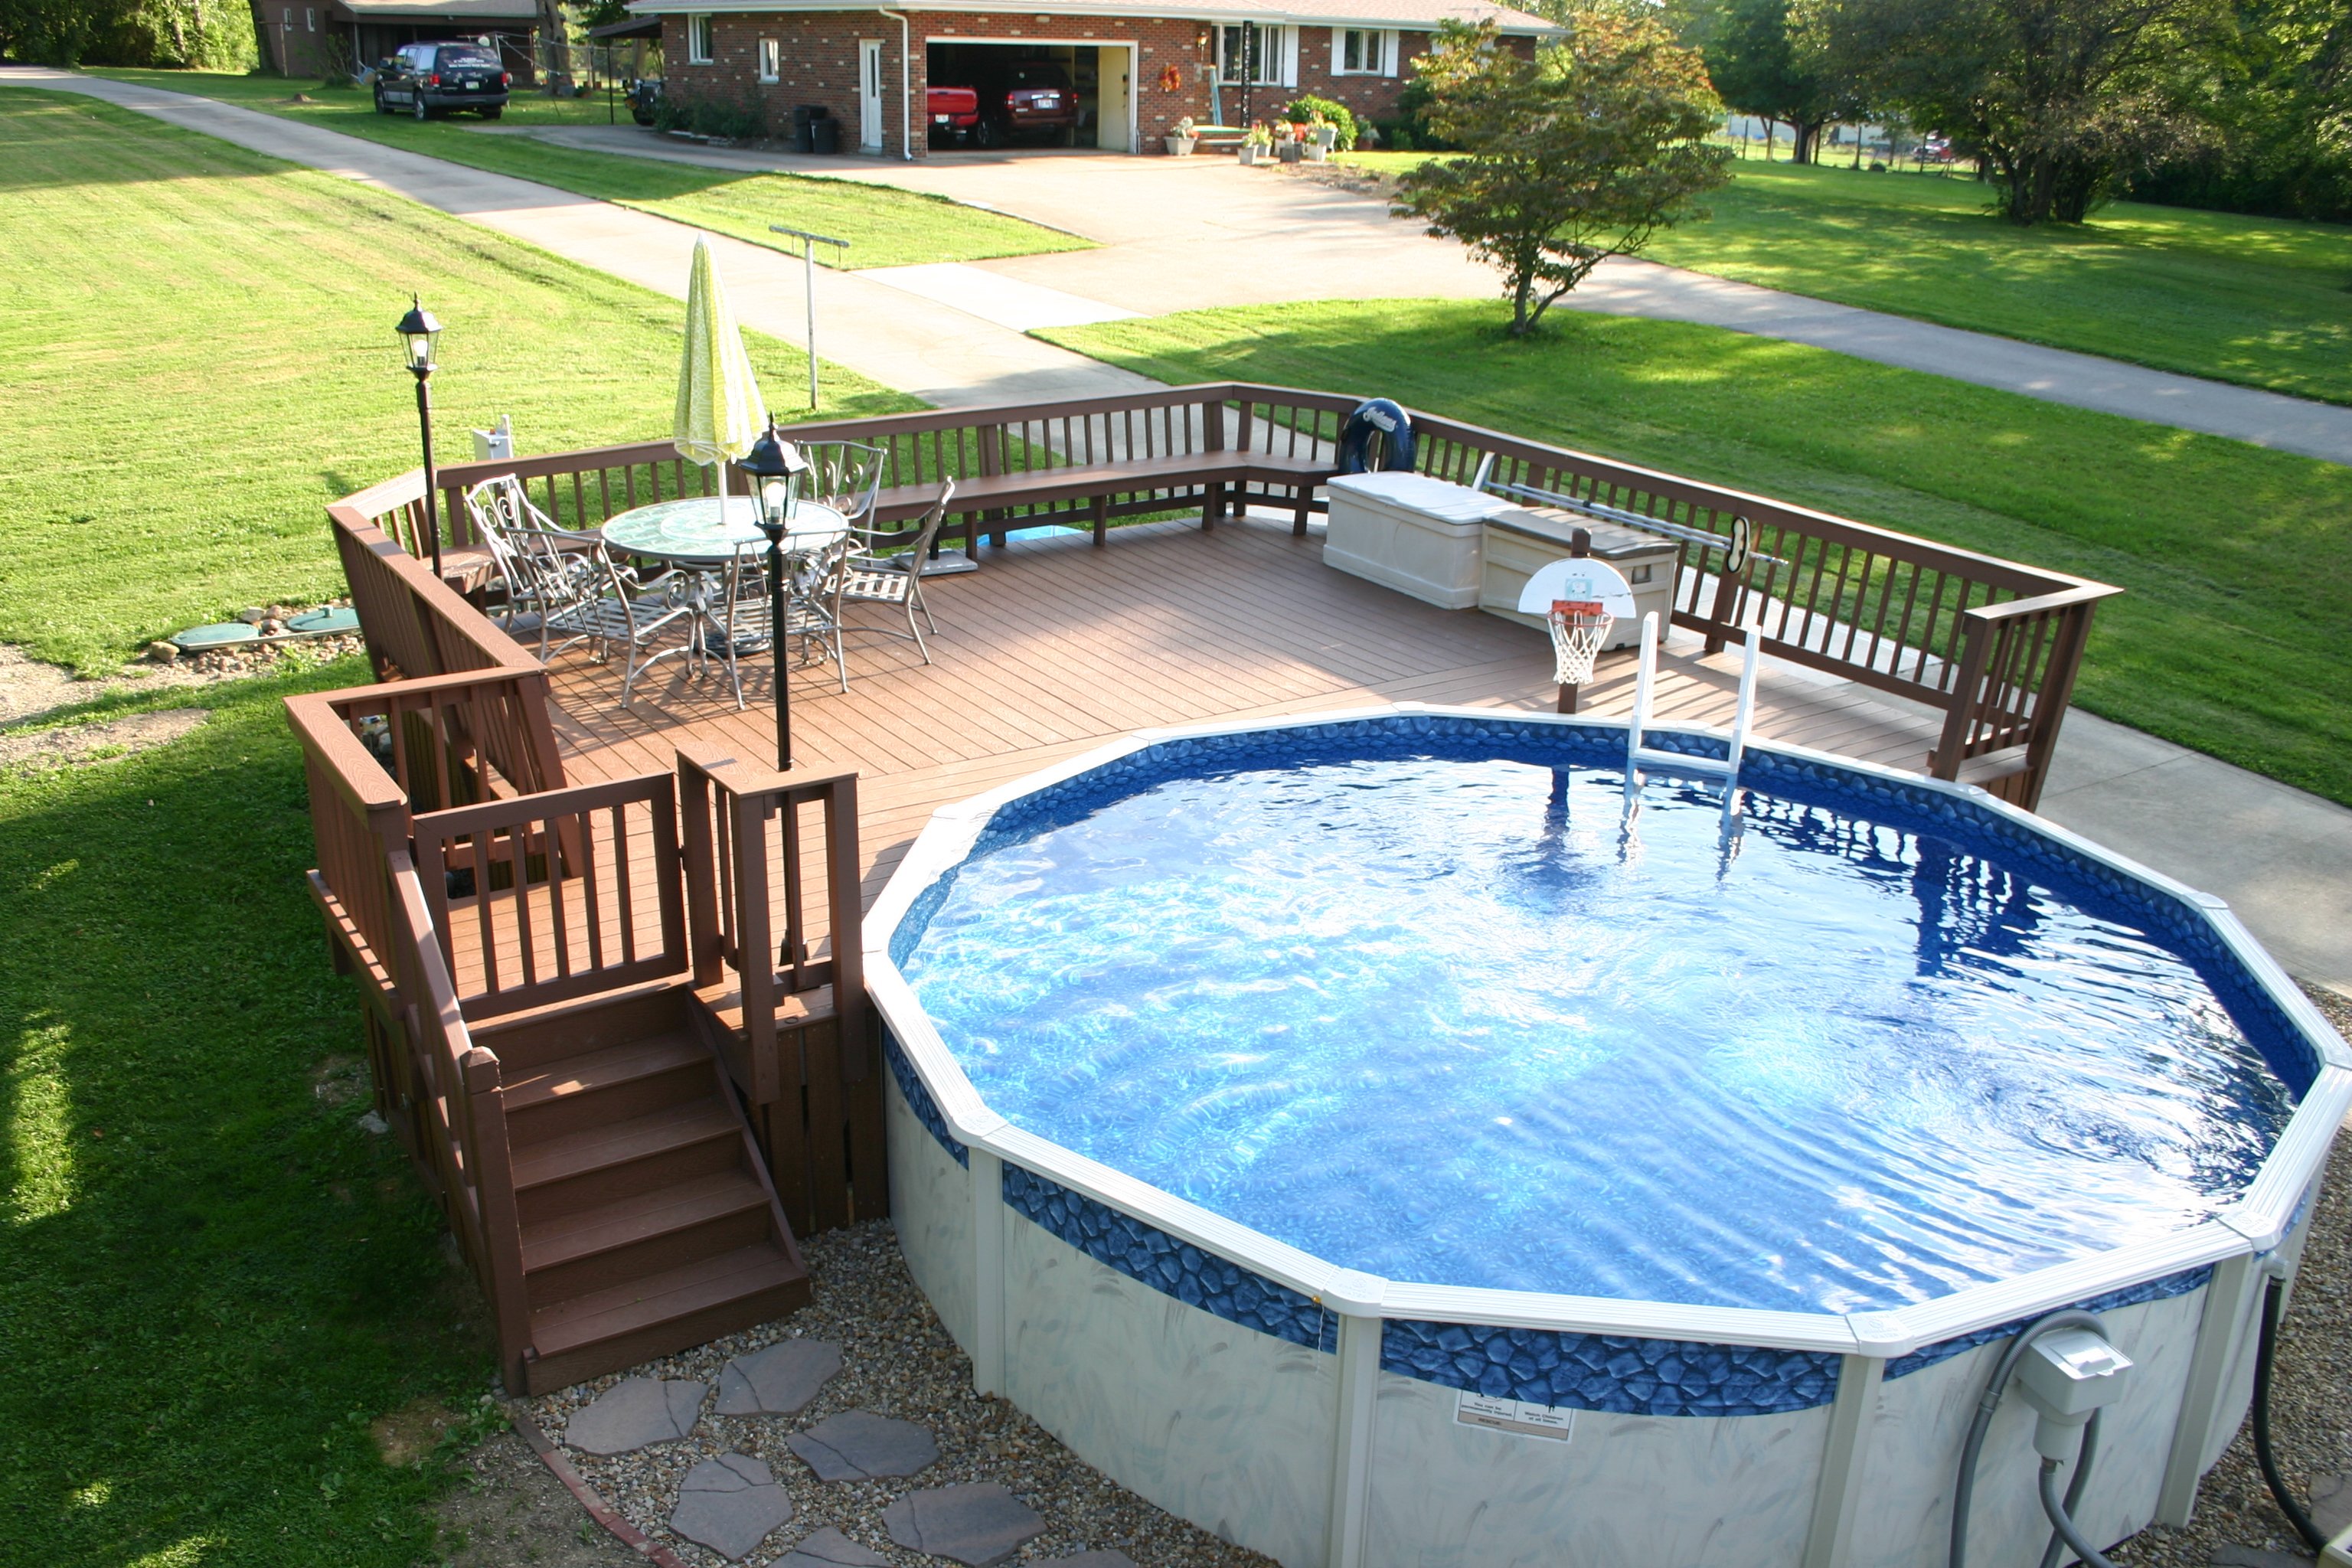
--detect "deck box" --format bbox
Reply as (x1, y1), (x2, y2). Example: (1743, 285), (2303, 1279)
(1322, 472), (1511, 609)
(1479, 507), (1678, 649)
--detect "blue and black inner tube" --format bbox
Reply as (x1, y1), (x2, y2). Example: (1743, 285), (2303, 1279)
(1338, 398), (1417, 475)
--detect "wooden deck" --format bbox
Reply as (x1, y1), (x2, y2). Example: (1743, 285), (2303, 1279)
(547, 514), (1947, 912)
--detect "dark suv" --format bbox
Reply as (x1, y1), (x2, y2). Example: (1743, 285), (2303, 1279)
(374, 41), (511, 120)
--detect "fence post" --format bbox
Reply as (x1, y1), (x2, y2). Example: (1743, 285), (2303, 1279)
(465, 1047), (534, 1395)
(1930, 611), (1997, 782)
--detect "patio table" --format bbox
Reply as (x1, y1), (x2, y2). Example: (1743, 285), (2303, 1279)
(598, 495), (847, 567)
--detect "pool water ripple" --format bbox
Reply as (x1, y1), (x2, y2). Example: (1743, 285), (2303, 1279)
(902, 756), (2294, 1315)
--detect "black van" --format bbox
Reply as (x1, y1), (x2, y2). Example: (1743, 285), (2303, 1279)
(374, 41), (511, 120)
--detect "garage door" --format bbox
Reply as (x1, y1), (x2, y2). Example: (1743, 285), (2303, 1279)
(926, 41), (1134, 153)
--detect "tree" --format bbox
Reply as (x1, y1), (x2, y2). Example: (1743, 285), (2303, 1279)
(1822, 0), (2224, 221)
(1397, 15), (1731, 336)
(1704, 0), (1846, 162)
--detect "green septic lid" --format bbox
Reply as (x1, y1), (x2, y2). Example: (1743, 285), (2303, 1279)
(172, 622), (260, 651)
(287, 606), (361, 635)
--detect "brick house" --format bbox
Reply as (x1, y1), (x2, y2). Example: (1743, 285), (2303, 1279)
(625, 0), (1552, 158)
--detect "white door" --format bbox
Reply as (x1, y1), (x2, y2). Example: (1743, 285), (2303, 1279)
(1095, 45), (1132, 152)
(859, 39), (885, 151)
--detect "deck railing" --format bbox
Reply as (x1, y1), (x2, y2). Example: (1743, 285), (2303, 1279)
(413, 381), (2115, 806)
(678, 745), (878, 1236)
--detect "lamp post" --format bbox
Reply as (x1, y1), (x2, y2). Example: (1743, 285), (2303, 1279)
(740, 419), (810, 770)
(395, 296), (446, 578)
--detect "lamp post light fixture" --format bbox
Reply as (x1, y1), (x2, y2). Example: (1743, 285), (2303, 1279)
(395, 296), (446, 578)
(740, 418), (811, 770)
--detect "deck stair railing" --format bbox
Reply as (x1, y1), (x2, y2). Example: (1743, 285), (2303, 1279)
(678, 743), (879, 1236)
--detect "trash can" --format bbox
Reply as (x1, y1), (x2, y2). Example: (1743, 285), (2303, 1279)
(792, 103), (828, 152)
(809, 116), (840, 153)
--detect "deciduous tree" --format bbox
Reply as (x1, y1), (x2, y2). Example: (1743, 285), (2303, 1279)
(1398, 15), (1731, 335)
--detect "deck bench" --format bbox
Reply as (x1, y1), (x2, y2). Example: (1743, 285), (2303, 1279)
(872, 450), (1336, 557)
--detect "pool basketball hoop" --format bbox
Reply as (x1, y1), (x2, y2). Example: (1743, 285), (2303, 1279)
(1518, 554), (1638, 712)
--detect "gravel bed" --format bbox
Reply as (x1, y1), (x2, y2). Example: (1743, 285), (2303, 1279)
(524, 1221), (1277, 1568)
(2110, 980), (2352, 1568)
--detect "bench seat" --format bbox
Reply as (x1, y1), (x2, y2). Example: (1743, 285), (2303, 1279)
(871, 449), (1336, 554)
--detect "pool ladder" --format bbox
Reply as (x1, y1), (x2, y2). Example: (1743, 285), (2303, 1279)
(1622, 607), (1763, 805)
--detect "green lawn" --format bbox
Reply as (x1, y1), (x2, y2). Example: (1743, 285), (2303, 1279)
(0, 88), (920, 675)
(0, 87), (923, 1566)
(1334, 153), (2352, 407)
(1044, 300), (2352, 806)
(86, 68), (1092, 270)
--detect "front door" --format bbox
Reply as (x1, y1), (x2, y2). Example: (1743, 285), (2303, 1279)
(859, 39), (884, 151)
(1095, 45), (1132, 151)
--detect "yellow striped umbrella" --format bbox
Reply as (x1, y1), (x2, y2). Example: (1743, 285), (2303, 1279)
(673, 237), (768, 493)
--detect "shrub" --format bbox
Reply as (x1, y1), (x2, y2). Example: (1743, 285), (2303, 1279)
(655, 94), (768, 139)
(1282, 94), (1359, 150)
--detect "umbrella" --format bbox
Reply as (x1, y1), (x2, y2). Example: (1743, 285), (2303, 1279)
(673, 235), (768, 505)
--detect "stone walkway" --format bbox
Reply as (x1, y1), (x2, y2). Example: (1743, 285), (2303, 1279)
(11, 65), (2352, 992)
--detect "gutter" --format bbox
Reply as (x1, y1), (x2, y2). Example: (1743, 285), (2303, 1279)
(877, 5), (912, 160)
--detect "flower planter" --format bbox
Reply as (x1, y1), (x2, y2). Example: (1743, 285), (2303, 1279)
(1165, 135), (1197, 155)
(1302, 142), (1328, 162)
(1238, 143), (1268, 165)
(1276, 141), (1303, 163)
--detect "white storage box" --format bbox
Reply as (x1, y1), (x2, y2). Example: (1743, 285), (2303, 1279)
(1479, 508), (1677, 650)
(1322, 472), (1511, 609)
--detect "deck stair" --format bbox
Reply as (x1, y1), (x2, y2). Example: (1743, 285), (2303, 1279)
(472, 984), (810, 1394)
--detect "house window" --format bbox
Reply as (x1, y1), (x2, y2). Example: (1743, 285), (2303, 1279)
(1334, 28), (1394, 76)
(305, 7), (315, 28)
(685, 14), (713, 64)
(757, 37), (779, 80)
(1218, 21), (1285, 86)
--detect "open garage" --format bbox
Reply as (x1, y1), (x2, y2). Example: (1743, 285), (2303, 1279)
(924, 40), (1134, 152)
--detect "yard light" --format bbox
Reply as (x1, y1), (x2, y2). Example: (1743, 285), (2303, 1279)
(394, 296), (446, 577)
(740, 418), (810, 772)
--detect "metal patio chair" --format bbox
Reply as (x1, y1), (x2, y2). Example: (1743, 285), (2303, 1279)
(492, 524), (693, 707)
(463, 475), (603, 656)
(838, 479), (956, 663)
(712, 532), (855, 708)
(798, 440), (887, 537)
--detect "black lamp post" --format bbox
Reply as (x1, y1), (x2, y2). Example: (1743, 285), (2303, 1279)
(395, 296), (445, 577)
(740, 419), (810, 770)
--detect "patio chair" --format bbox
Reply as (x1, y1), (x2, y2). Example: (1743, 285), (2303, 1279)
(713, 532), (854, 709)
(502, 529), (694, 707)
(464, 476), (601, 654)
(797, 441), (887, 537)
(838, 479), (956, 663)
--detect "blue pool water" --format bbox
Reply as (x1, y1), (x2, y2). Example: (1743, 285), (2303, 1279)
(900, 751), (2295, 1314)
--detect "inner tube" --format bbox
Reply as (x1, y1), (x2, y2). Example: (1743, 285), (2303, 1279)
(1337, 398), (1417, 475)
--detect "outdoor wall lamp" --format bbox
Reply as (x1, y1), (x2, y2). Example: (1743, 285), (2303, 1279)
(394, 296), (446, 577)
(740, 417), (810, 770)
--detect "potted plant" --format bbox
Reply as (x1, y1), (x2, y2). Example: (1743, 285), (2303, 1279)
(1302, 112), (1334, 161)
(1276, 121), (1304, 162)
(1165, 115), (1197, 156)
(1239, 122), (1272, 165)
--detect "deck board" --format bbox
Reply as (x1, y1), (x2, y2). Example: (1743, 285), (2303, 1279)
(488, 515), (1943, 978)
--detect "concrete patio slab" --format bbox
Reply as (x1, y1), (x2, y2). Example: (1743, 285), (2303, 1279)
(861, 263), (1139, 332)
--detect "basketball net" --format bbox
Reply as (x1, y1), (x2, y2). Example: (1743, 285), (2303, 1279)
(1547, 599), (1613, 688)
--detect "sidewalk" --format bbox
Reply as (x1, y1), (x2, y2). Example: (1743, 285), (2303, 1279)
(9, 66), (2351, 994)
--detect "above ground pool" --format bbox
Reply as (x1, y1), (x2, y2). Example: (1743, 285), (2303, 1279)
(867, 709), (2348, 1568)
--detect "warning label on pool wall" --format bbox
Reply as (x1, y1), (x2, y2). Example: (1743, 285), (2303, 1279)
(1454, 1390), (1576, 1442)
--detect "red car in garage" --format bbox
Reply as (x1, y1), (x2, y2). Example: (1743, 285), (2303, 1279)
(927, 84), (981, 145)
(928, 57), (1080, 148)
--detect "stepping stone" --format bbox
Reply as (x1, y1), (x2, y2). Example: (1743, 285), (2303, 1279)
(714, 1338), (844, 1417)
(883, 1483), (1044, 1567)
(786, 1410), (939, 1481)
(670, 1452), (794, 1561)
(2210, 1550), (2316, 1568)
(564, 1377), (706, 1455)
(2314, 1470), (2352, 1539)
(769, 1527), (890, 1568)
(1037, 1555), (1139, 1568)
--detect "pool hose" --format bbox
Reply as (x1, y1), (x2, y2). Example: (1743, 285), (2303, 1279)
(2252, 1273), (2328, 1553)
(1949, 1308), (2112, 1568)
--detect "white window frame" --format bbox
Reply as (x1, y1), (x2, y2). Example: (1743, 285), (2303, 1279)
(1332, 27), (1396, 77)
(756, 36), (779, 81)
(305, 7), (315, 30)
(1218, 21), (1290, 87)
(685, 13), (714, 64)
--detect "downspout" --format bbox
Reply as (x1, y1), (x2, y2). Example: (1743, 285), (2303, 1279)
(877, 7), (912, 160)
